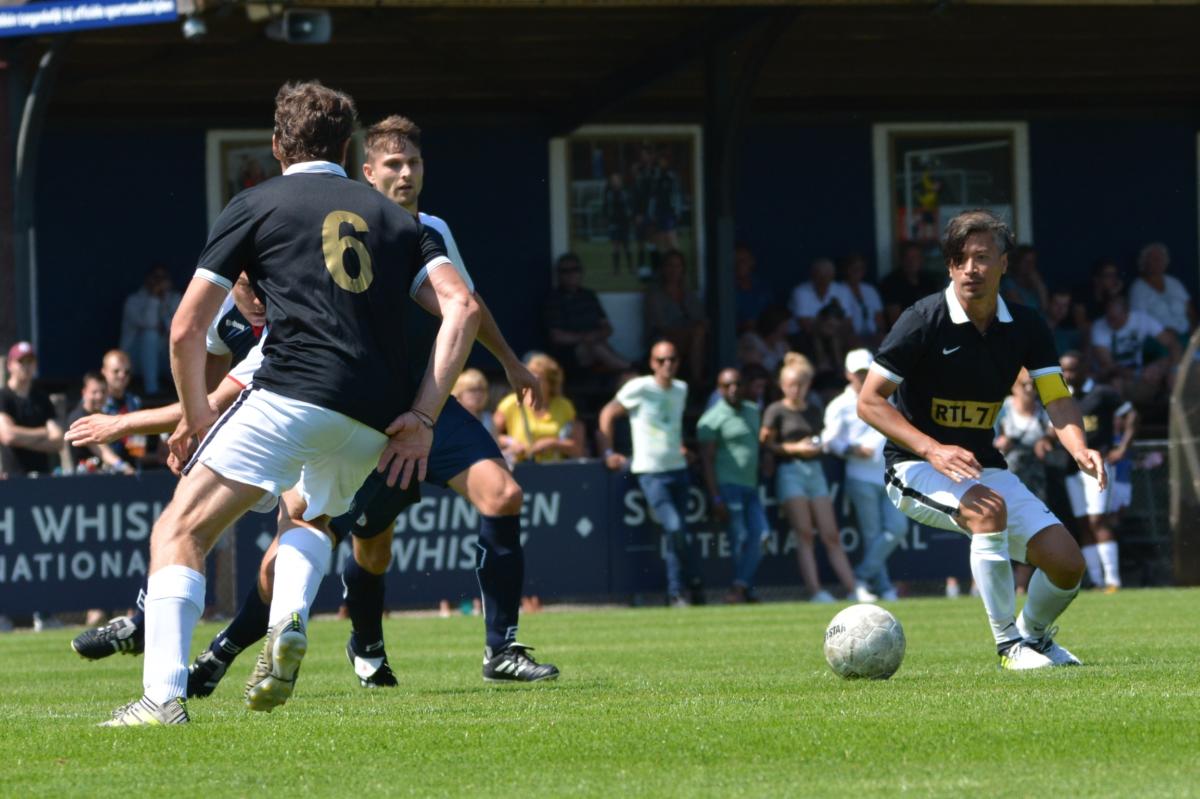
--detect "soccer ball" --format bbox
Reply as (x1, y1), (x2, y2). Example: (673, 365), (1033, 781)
(823, 604), (906, 680)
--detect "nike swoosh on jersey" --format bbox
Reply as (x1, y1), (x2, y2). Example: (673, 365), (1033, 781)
(942, 346), (961, 355)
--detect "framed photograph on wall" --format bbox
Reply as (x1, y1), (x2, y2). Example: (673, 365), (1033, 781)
(205, 130), (367, 228)
(549, 125), (705, 358)
(872, 122), (1031, 277)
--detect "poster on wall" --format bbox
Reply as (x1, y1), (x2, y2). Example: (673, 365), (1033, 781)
(205, 130), (367, 228)
(872, 122), (1031, 277)
(548, 125), (705, 360)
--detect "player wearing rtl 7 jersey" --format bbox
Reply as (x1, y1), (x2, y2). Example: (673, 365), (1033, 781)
(1059, 350), (1136, 592)
(858, 210), (1105, 670)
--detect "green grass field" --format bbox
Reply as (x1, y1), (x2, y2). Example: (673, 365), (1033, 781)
(3, 589), (1198, 798)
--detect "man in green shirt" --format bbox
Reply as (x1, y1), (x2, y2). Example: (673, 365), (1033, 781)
(698, 368), (768, 603)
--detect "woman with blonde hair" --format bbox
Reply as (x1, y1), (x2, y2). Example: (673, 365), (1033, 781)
(453, 368), (494, 435)
(494, 354), (585, 463)
(761, 361), (872, 603)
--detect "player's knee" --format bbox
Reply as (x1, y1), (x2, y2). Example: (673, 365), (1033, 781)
(959, 487), (1007, 533)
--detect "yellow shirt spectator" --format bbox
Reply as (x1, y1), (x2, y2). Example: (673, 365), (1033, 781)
(496, 394), (577, 463)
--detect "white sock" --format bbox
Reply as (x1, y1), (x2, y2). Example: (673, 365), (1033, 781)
(1081, 544), (1103, 587)
(269, 527), (333, 629)
(969, 531), (1019, 647)
(1018, 569), (1080, 640)
(1097, 541), (1121, 587)
(142, 565), (205, 704)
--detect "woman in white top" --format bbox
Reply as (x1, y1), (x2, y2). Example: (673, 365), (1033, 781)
(1129, 242), (1196, 337)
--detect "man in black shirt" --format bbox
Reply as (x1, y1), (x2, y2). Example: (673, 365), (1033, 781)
(0, 342), (62, 476)
(1060, 351), (1136, 592)
(859, 210), (1105, 671)
(105, 81), (479, 727)
(879, 241), (944, 329)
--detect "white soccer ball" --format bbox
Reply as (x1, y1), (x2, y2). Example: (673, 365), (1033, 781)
(823, 603), (906, 680)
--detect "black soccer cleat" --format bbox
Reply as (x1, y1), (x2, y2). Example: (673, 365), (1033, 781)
(187, 649), (232, 699)
(346, 638), (399, 688)
(72, 615), (143, 660)
(482, 643), (560, 684)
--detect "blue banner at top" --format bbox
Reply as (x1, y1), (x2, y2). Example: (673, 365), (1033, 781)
(0, 0), (177, 37)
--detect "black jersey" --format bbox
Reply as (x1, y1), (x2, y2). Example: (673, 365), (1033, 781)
(874, 286), (1070, 470)
(1072, 379), (1129, 454)
(195, 166), (448, 432)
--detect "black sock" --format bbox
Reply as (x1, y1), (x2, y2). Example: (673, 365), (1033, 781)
(477, 515), (523, 653)
(129, 577), (148, 629)
(208, 586), (270, 663)
(343, 557), (386, 656)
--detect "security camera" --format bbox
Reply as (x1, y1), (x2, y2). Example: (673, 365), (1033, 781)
(181, 15), (207, 40)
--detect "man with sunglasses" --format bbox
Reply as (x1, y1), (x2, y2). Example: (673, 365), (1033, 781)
(544, 253), (630, 375)
(599, 340), (704, 606)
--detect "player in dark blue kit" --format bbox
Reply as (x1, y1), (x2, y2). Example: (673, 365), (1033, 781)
(859, 210), (1106, 671)
(184, 115), (559, 695)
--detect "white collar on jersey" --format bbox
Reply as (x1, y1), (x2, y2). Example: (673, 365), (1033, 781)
(944, 284), (1013, 325)
(282, 161), (347, 178)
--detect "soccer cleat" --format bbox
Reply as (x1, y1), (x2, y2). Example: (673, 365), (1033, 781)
(1027, 626), (1082, 667)
(1103, 584), (1120, 594)
(72, 616), (143, 659)
(244, 613), (307, 713)
(101, 696), (189, 727)
(346, 639), (398, 688)
(187, 649), (231, 699)
(482, 643), (560, 684)
(854, 585), (879, 603)
(998, 640), (1054, 671)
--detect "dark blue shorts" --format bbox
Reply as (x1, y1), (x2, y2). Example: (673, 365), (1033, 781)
(330, 396), (503, 541)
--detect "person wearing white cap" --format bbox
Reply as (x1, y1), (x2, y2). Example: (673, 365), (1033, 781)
(0, 341), (63, 477)
(821, 349), (907, 601)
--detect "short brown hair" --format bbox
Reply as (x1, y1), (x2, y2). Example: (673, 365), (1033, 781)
(941, 209), (1013, 267)
(525, 353), (564, 399)
(364, 114), (422, 161)
(273, 80), (357, 165)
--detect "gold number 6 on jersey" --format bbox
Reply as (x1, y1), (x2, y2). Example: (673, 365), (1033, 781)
(322, 210), (374, 293)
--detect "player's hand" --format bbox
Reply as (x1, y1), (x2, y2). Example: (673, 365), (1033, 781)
(1075, 448), (1108, 490)
(167, 406), (217, 476)
(505, 361), (545, 412)
(926, 443), (982, 483)
(379, 412), (433, 488)
(65, 413), (125, 446)
(604, 452), (628, 471)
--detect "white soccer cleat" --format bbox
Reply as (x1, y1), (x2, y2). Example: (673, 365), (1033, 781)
(999, 640), (1054, 671)
(1027, 626), (1082, 667)
(244, 613), (307, 712)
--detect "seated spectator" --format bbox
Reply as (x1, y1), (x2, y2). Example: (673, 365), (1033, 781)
(100, 349), (150, 467)
(65, 371), (134, 474)
(737, 305), (790, 373)
(119, 264), (181, 396)
(734, 244), (772, 334)
(838, 252), (885, 346)
(453, 368), (495, 436)
(789, 258), (853, 374)
(698, 368), (768, 604)
(644, 249), (708, 387)
(1046, 287), (1083, 357)
(0, 342), (63, 477)
(1073, 258), (1125, 333)
(880, 241), (943, 327)
(544, 253), (630, 376)
(1129, 242), (1196, 339)
(1000, 245), (1049, 312)
(494, 353), (584, 464)
(1091, 294), (1180, 403)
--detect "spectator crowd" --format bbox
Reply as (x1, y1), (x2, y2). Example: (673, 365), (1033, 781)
(2, 233), (1193, 606)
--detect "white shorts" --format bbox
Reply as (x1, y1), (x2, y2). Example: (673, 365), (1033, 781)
(185, 387), (387, 520)
(1064, 466), (1112, 517)
(884, 461), (1061, 564)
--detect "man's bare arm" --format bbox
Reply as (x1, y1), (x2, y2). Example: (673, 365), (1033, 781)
(1045, 396), (1107, 489)
(67, 376), (244, 447)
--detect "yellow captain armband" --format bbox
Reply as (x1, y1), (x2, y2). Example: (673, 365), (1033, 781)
(1030, 367), (1071, 404)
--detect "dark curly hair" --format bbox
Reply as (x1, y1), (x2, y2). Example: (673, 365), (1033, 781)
(273, 80), (357, 166)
